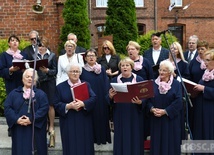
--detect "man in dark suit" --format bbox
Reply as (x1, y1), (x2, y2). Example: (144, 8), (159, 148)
(22, 30), (40, 60)
(183, 35), (199, 63)
(143, 33), (169, 79)
(60, 33), (86, 55)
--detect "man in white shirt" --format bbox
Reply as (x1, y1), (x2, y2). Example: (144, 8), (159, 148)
(143, 33), (169, 79)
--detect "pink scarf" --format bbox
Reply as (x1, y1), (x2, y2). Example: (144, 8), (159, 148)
(133, 56), (143, 71)
(155, 75), (173, 94)
(67, 79), (81, 87)
(117, 73), (137, 83)
(84, 62), (101, 74)
(6, 48), (23, 60)
(196, 55), (206, 70)
(202, 69), (214, 81)
(23, 88), (35, 100)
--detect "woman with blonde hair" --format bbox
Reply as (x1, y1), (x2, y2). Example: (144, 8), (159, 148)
(56, 40), (84, 85)
(168, 41), (189, 79)
(98, 40), (120, 80)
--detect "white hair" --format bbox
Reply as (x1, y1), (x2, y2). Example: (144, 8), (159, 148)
(159, 60), (174, 74)
(66, 63), (82, 74)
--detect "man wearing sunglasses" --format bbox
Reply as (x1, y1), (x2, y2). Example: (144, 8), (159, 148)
(23, 30), (40, 60)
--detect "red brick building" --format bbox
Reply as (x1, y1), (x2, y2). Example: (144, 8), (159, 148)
(0, 0), (214, 54)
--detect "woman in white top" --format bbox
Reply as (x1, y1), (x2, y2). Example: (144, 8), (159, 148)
(56, 40), (84, 85)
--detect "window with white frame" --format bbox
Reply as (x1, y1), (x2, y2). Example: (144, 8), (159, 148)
(170, 0), (182, 7)
(96, 0), (144, 7)
(135, 0), (144, 7)
(96, 0), (108, 7)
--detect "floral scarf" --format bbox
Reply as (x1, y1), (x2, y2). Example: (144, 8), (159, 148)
(155, 75), (173, 94)
(84, 62), (101, 74)
(196, 55), (206, 70)
(202, 69), (214, 81)
(6, 48), (23, 60)
(117, 73), (137, 83)
(133, 56), (143, 71)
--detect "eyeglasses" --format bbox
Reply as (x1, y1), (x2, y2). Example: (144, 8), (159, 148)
(30, 38), (36, 41)
(69, 70), (80, 74)
(86, 55), (96, 58)
(158, 69), (169, 73)
(103, 47), (110, 50)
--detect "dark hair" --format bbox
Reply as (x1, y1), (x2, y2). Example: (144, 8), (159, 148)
(8, 34), (20, 43)
(85, 48), (98, 56)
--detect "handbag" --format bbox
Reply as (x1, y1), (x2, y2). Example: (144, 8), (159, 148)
(8, 101), (26, 137)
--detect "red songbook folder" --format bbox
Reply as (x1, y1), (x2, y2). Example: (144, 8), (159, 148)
(111, 80), (154, 103)
(12, 59), (48, 70)
(177, 77), (200, 98)
(71, 82), (89, 101)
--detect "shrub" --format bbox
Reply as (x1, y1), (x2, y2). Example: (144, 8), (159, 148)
(0, 38), (30, 116)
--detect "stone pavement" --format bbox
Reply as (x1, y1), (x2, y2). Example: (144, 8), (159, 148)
(0, 117), (188, 155)
(0, 117), (114, 155)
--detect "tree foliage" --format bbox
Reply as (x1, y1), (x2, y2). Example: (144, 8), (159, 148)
(105, 0), (138, 55)
(58, 0), (90, 53)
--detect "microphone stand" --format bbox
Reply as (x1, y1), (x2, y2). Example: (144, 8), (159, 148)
(162, 32), (193, 143)
(27, 37), (39, 155)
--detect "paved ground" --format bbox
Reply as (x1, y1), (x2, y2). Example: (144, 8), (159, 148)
(0, 117), (114, 155)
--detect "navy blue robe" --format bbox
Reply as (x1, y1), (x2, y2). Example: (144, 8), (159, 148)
(111, 75), (145, 155)
(132, 57), (154, 80)
(4, 87), (49, 155)
(193, 79), (214, 142)
(189, 58), (205, 83)
(0, 51), (28, 95)
(80, 67), (111, 144)
(147, 79), (183, 155)
(132, 57), (154, 140)
(54, 81), (96, 155)
(187, 57), (205, 135)
(175, 60), (190, 79)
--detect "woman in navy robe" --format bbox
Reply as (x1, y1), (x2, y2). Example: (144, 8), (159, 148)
(189, 40), (209, 83)
(54, 63), (96, 155)
(147, 60), (183, 155)
(192, 50), (214, 148)
(109, 57), (145, 155)
(127, 41), (154, 141)
(127, 41), (153, 80)
(80, 49), (111, 145)
(188, 40), (209, 133)
(4, 68), (49, 155)
(0, 35), (28, 95)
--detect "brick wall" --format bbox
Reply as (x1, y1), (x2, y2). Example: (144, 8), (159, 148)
(0, 0), (63, 54)
(1, 0), (214, 54)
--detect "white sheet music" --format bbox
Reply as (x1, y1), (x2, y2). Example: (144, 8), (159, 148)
(110, 83), (128, 92)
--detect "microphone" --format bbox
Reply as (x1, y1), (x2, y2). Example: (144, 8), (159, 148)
(154, 29), (170, 36)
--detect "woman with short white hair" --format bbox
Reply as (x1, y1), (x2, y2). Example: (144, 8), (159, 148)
(148, 60), (183, 155)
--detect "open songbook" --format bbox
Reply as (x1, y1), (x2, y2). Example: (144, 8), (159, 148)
(177, 77), (200, 98)
(12, 59), (48, 70)
(110, 80), (154, 103)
